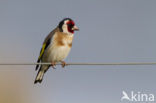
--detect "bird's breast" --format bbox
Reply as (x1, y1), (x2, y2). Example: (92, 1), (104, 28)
(45, 32), (73, 62)
(54, 32), (73, 47)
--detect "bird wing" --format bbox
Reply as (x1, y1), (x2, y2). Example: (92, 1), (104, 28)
(35, 27), (59, 70)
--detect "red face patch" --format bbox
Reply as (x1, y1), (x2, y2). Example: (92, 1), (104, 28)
(67, 20), (75, 25)
(66, 21), (75, 33)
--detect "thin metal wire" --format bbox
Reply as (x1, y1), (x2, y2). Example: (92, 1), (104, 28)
(0, 62), (156, 66)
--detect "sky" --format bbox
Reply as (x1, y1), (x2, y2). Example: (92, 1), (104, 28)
(0, 0), (156, 103)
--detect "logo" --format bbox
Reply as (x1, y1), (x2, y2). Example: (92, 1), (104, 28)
(121, 91), (155, 102)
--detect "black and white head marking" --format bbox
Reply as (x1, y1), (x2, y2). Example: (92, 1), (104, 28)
(58, 18), (76, 35)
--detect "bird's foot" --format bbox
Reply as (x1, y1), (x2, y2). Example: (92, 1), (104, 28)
(61, 61), (67, 68)
(51, 62), (56, 69)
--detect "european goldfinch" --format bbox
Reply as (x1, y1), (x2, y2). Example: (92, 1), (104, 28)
(34, 18), (79, 84)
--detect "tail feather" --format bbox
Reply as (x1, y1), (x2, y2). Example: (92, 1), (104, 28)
(35, 59), (40, 71)
(34, 70), (44, 84)
(34, 65), (49, 84)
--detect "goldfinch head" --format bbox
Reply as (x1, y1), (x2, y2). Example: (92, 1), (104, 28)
(58, 18), (79, 34)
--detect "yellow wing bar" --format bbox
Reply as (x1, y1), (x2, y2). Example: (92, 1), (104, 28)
(38, 43), (46, 60)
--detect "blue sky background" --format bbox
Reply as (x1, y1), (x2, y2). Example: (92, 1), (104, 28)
(0, 0), (156, 103)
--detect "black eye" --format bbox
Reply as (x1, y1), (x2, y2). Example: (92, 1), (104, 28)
(67, 23), (74, 27)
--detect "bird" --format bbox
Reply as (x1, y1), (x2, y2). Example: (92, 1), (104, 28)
(34, 18), (79, 84)
(121, 91), (131, 101)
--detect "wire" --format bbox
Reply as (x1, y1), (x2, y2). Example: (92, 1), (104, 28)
(0, 62), (156, 65)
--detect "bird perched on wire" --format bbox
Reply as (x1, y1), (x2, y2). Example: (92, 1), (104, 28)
(34, 18), (79, 84)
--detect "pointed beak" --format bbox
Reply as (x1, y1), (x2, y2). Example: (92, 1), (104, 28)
(72, 25), (79, 31)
